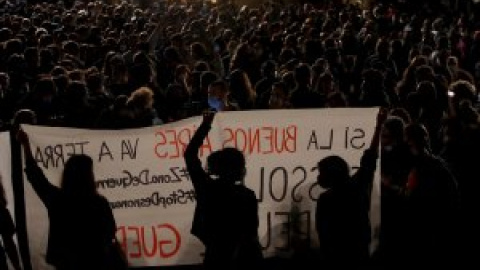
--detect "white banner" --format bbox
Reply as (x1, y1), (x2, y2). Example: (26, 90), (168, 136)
(21, 108), (380, 268)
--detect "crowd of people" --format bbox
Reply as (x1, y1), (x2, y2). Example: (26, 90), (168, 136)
(1, 0), (480, 269)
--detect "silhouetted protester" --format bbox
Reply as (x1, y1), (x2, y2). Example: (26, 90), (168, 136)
(16, 130), (127, 270)
(440, 81), (480, 265)
(401, 123), (460, 267)
(184, 111), (263, 270)
(374, 114), (413, 267)
(0, 176), (22, 270)
(315, 108), (386, 269)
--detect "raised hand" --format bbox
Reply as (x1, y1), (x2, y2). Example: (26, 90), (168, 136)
(376, 107), (389, 127)
(16, 128), (29, 146)
(202, 110), (216, 126)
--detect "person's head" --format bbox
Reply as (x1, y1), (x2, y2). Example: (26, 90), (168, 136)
(268, 81), (289, 109)
(389, 107), (412, 125)
(317, 155), (350, 189)
(208, 80), (229, 108)
(415, 65), (434, 83)
(416, 80), (437, 105)
(382, 116), (406, 151)
(12, 109), (37, 131)
(315, 71), (335, 95)
(61, 154), (96, 196)
(294, 63), (312, 86)
(448, 80), (477, 109)
(261, 60), (277, 78)
(325, 91), (348, 108)
(65, 81), (88, 105)
(0, 72), (9, 93)
(207, 147), (246, 183)
(193, 61), (210, 73)
(62, 40), (80, 57)
(228, 69), (255, 108)
(190, 42), (207, 61)
(127, 86), (155, 110)
(86, 68), (103, 94)
(405, 123), (430, 156)
(375, 38), (390, 58)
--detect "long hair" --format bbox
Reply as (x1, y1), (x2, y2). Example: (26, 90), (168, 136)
(61, 154), (97, 196)
(405, 122), (431, 154)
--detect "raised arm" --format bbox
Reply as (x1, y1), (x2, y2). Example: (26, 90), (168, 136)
(16, 129), (60, 207)
(184, 111), (216, 192)
(355, 107), (388, 187)
(369, 107), (388, 153)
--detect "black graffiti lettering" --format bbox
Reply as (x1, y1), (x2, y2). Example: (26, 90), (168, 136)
(110, 190), (196, 209)
(98, 141), (114, 162)
(123, 170), (141, 187)
(169, 167), (189, 183)
(307, 129), (333, 150)
(121, 138), (139, 160)
(348, 128), (366, 150)
(110, 197), (153, 208)
(260, 210), (313, 252)
(268, 167), (288, 202)
(258, 167), (266, 203)
(307, 127), (367, 151)
(291, 166), (307, 203)
(96, 168), (187, 190)
(34, 142), (88, 169)
(260, 211), (272, 250)
(259, 166), (317, 203)
(96, 176), (129, 189)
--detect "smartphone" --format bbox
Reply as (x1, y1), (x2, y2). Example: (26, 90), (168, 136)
(208, 97), (222, 111)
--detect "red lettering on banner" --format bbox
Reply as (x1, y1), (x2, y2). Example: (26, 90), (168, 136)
(154, 125), (296, 158)
(118, 226), (128, 253)
(116, 224), (181, 260)
(222, 125), (297, 155)
(154, 131), (168, 158)
(158, 224), (181, 258)
(128, 226), (142, 258)
(141, 226), (158, 257)
(285, 125), (297, 152)
(222, 128), (234, 147)
(199, 136), (213, 158)
(154, 127), (213, 159)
